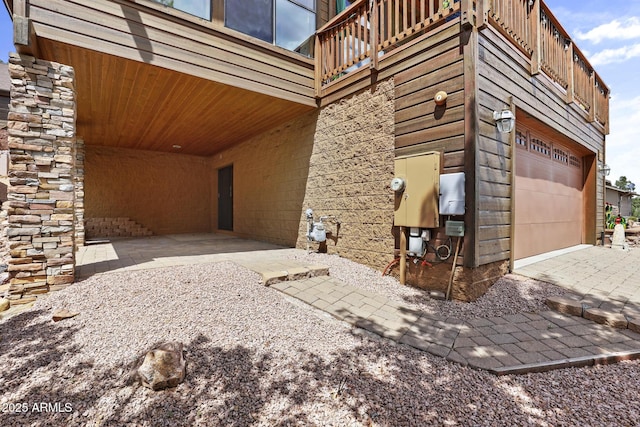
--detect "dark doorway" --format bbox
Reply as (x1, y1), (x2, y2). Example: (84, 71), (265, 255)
(218, 165), (233, 231)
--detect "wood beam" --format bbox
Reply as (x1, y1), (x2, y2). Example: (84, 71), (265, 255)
(530, 0), (541, 74)
(462, 26), (479, 268)
(508, 100), (517, 273)
(13, 15), (40, 57)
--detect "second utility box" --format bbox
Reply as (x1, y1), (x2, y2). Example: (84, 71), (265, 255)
(392, 152), (441, 228)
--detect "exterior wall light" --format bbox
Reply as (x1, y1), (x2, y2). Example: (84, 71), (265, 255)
(434, 91), (448, 106)
(493, 108), (515, 133)
(598, 163), (611, 176)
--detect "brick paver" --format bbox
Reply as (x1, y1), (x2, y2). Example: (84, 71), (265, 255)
(274, 272), (640, 375)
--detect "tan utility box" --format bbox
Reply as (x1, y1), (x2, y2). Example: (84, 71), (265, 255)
(393, 152), (441, 228)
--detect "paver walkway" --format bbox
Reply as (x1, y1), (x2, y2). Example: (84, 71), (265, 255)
(270, 274), (640, 375)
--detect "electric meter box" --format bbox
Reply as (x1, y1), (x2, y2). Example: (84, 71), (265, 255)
(445, 220), (465, 237)
(439, 172), (465, 215)
(393, 152), (441, 228)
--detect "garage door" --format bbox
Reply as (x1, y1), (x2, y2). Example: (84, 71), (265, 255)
(514, 129), (584, 260)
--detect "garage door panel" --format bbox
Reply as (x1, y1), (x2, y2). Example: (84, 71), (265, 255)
(515, 131), (585, 260)
(515, 221), (582, 258)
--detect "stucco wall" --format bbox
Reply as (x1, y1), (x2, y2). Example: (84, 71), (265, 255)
(85, 145), (211, 235)
(210, 111), (317, 246)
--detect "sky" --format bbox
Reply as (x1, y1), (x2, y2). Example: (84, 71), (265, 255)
(1, 1), (639, 188)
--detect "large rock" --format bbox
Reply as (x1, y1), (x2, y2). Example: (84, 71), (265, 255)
(137, 342), (186, 391)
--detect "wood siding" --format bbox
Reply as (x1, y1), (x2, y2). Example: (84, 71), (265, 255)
(28, 0), (316, 104)
(21, 0), (318, 156)
(317, 0), (332, 28)
(392, 22), (467, 263)
(476, 25), (606, 266)
(394, 44), (465, 169)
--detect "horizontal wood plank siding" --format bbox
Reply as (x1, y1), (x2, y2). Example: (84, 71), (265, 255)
(393, 24), (464, 175)
(478, 28), (604, 154)
(28, 0), (316, 106)
(476, 25), (606, 265)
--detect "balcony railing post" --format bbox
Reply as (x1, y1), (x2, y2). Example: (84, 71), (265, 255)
(477, 0), (489, 28)
(588, 70), (596, 122)
(315, 33), (322, 97)
(565, 41), (574, 104)
(530, 0), (541, 74)
(371, 0), (380, 71)
(461, 0), (477, 29)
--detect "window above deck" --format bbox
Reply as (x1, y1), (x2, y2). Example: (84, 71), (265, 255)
(153, 0), (211, 19)
(151, 0), (317, 56)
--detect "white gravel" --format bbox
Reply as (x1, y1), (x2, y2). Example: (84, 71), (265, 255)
(1, 255), (639, 426)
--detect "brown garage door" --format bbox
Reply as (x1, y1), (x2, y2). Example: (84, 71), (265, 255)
(514, 130), (584, 260)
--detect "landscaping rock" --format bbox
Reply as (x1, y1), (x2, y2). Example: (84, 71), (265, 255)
(137, 342), (186, 391)
(0, 298), (10, 312)
(52, 308), (80, 322)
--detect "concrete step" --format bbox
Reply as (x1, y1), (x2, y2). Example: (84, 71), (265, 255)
(261, 264), (330, 286)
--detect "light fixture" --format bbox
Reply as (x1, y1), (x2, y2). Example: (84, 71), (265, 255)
(434, 90), (448, 106)
(493, 108), (515, 133)
(598, 163), (611, 176)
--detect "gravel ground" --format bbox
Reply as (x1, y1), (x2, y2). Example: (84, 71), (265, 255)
(1, 255), (639, 426)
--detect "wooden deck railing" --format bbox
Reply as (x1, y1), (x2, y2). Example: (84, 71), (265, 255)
(486, 0), (609, 130)
(488, 0), (536, 57)
(314, 0), (609, 131)
(315, 0), (461, 90)
(538, 6), (570, 90)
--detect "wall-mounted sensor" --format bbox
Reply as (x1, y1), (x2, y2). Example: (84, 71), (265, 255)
(434, 91), (448, 106)
(390, 177), (405, 192)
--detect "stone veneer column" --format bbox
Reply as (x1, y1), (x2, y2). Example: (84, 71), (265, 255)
(4, 53), (77, 302)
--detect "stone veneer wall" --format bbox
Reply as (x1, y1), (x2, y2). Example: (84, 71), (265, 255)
(296, 81), (396, 269)
(4, 53), (77, 301)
